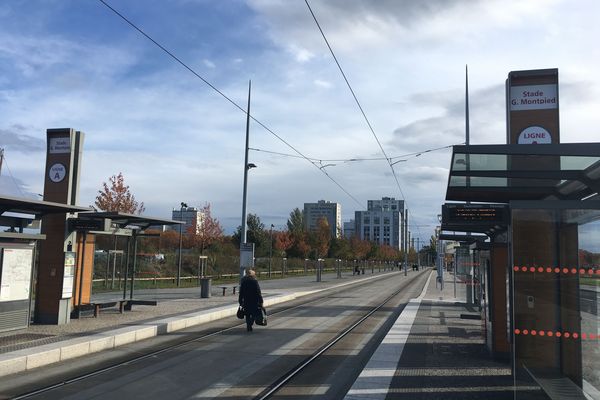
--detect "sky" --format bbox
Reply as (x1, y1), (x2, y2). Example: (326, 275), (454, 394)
(1, 0), (600, 240)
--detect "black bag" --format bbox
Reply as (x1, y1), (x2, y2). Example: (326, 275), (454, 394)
(255, 306), (267, 326)
(236, 306), (245, 319)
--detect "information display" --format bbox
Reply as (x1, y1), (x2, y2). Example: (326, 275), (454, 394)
(443, 204), (508, 226)
(0, 248), (34, 302)
(62, 251), (76, 299)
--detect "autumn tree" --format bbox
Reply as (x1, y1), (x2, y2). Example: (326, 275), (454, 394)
(308, 217), (331, 259)
(94, 172), (145, 214)
(273, 230), (293, 257)
(188, 203), (224, 255)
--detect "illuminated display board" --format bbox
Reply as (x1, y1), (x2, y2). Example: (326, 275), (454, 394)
(442, 204), (508, 226)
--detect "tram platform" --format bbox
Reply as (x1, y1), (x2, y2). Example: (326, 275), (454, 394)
(0, 269), (399, 378)
(346, 272), (549, 400)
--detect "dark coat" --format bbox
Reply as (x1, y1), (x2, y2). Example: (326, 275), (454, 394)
(238, 276), (263, 314)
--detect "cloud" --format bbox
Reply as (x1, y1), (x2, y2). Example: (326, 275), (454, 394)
(288, 44), (314, 62)
(0, 125), (45, 152)
(313, 79), (332, 89)
(203, 59), (216, 68)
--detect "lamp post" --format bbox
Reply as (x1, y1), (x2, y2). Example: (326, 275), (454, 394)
(177, 201), (187, 287)
(269, 224), (274, 278)
(240, 80), (255, 281)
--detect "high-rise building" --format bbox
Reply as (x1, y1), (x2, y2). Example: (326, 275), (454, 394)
(355, 197), (405, 249)
(343, 220), (355, 238)
(170, 206), (204, 235)
(303, 200), (342, 238)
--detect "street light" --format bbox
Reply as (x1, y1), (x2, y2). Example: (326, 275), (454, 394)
(269, 224), (274, 278)
(177, 201), (187, 287)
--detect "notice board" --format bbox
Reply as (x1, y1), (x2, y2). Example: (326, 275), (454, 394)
(0, 248), (34, 302)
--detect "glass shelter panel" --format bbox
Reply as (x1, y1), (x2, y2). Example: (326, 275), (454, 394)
(511, 207), (600, 399)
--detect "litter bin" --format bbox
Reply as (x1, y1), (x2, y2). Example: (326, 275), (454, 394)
(200, 278), (212, 298)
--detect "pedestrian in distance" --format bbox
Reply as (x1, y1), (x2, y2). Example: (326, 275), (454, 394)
(239, 269), (263, 332)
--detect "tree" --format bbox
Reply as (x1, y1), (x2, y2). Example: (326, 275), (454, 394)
(350, 236), (371, 260)
(309, 217), (331, 259)
(233, 213), (268, 255)
(273, 231), (293, 257)
(286, 208), (304, 236)
(94, 172), (145, 214)
(188, 203), (224, 255)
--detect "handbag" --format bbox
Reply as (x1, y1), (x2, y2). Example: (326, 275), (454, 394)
(236, 306), (245, 319)
(255, 306), (267, 326)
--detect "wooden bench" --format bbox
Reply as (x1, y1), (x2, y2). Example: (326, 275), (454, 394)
(218, 286), (237, 296)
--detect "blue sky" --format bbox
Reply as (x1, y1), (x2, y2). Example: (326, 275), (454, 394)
(1, 0), (600, 238)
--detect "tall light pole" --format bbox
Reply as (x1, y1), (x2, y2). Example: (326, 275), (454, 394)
(240, 80), (255, 280)
(177, 201), (187, 287)
(269, 224), (274, 278)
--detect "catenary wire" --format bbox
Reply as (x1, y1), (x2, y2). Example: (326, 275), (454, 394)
(1, 154), (26, 198)
(96, 0), (365, 209)
(304, 0), (406, 202)
(249, 143), (460, 164)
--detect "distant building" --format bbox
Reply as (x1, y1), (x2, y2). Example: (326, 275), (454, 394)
(303, 200), (342, 238)
(343, 220), (355, 238)
(170, 206), (204, 234)
(354, 197), (405, 249)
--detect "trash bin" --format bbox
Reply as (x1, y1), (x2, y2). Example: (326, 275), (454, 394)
(200, 278), (212, 298)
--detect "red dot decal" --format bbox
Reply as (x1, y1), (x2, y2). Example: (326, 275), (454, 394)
(562, 268), (569, 274)
(573, 333), (579, 339)
(596, 270), (600, 275)
(539, 331), (546, 336)
(582, 333), (587, 339)
(513, 266), (519, 272)
(556, 332), (562, 338)
(591, 333), (597, 340)
(571, 268), (577, 274)
(564, 332), (570, 338)
(530, 267), (536, 273)
(589, 269), (595, 275)
(538, 267), (544, 273)
(523, 329), (529, 335)
(548, 331), (554, 337)
(554, 268), (560, 273)
(546, 267), (552, 273)
(531, 330), (537, 336)
(522, 266), (528, 272)
(514, 329), (521, 335)
(580, 269), (585, 274)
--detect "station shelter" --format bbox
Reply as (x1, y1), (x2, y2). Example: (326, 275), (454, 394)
(0, 195), (90, 332)
(67, 211), (182, 317)
(442, 142), (600, 398)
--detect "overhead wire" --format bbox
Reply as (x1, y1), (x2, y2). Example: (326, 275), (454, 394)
(249, 143), (459, 164)
(96, 0), (365, 209)
(1, 153), (27, 198)
(304, 0), (406, 201)
(305, 0), (438, 244)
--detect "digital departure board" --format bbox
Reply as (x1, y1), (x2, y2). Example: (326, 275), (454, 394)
(442, 204), (508, 226)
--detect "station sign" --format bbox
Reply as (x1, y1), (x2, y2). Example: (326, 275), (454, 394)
(506, 68), (559, 145)
(68, 218), (110, 232)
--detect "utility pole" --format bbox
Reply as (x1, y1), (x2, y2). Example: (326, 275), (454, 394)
(0, 148), (4, 175)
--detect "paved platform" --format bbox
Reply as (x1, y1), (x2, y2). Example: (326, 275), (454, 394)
(346, 271), (549, 400)
(0, 269), (400, 377)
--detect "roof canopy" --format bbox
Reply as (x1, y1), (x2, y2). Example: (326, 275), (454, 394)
(77, 211), (182, 230)
(446, 143), (600, 203)
(0, 194), (91, 217)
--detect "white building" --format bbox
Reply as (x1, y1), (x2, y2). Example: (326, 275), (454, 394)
(303, 200), (342, 238)
(170, 206), (204, 235)
(354, 197), (405, 249)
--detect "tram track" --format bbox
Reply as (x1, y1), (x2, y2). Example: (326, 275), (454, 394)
(254, 269), (431, 400)
(8, 270), (428, 400)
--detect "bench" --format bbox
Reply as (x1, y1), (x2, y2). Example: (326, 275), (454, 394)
(218, 286), (237, 296)
(79, 299), (158, 317)
(524, 366), (588, 400)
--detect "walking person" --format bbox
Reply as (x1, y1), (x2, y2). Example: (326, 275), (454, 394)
(239, 269), (263, 332)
